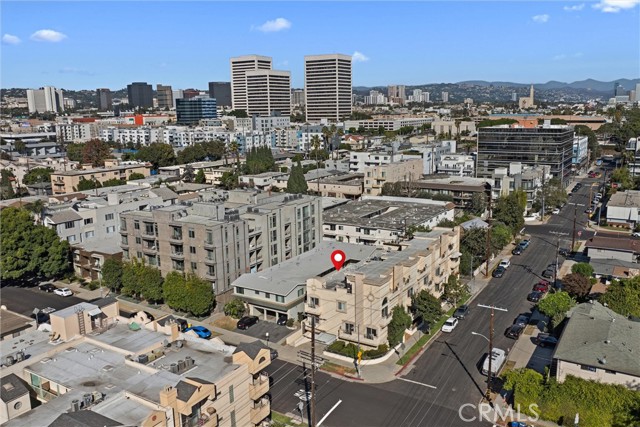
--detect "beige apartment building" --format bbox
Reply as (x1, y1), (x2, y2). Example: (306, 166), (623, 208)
(309, 173), (364, 199)
(50, 161), (151, 194)
(120, 191), (322, 297)
(364, 158), (423, 196)
(304, 227), (461, 349)
(1, 300), (272, 427)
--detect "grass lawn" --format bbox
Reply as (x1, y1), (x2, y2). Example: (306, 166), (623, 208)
(211, 315), (238, 331)
(321, 360), (357, 376)
(271, 411), (307, 427)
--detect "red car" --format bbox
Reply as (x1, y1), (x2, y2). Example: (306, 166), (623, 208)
(533, 280), (550, 293)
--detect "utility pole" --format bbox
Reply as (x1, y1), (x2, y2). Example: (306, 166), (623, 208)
(554, 239), (560, 289)
(477, 304), (508, 402)
(310, 316), (317, 427)
(485, 191), (492, 278)
(572, 205), (577, 252)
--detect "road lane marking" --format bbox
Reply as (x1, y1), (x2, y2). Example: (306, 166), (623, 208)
(317, 399), (342, 426)
(397, 378), (438, 389)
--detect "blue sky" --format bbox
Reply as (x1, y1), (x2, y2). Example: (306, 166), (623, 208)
(2, 1), (639, 90)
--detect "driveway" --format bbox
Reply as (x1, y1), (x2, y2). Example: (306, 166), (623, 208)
(235, 320), (291, 345)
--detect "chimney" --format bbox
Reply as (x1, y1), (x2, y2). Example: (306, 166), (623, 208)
(159, 385), (178, 408)
(170, 322), (179, 342)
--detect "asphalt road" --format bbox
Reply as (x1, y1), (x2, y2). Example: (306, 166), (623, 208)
(1, 286), (85, 317)
(266, 174), (639, 427)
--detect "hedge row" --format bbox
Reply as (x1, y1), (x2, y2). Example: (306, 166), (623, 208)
(326, 340), (390, 360)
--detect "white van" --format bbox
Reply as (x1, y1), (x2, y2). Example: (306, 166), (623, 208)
(482, 348), (506, 376)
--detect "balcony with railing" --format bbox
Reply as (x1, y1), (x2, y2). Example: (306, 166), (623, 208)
(249, 372), (269, 401)
(250, 398), (271, 425)
(170, 250), (184, 259)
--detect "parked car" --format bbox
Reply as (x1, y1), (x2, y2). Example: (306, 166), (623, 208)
(512, 246), (522, 255)
(492, 266), (506, 278)
(527, 291), (543, 302)
(535, 333), (558, 348)
(519, 239), (530, 249)
(277, 316), (288, 326)
(505, 324), (525, 339)
(585, 208), (593, 214)
(514, 313), (531, 327)
(481, 348), (506, 376)
(54, 287), (73, 297)
(499, 259), (511, 269)
(184, 325), (212, 339)
(552, 208), (561, 215)
(453, 305), (470, 320)
(237, 316), (259, 330)
(533, 281), (550, 293)
(441, 317), (459, 333)
(632, 232), (640, 237)
(558, 248), (570, 257)
(39, 283), (57, 292)
(270, 349), (279, 360)
(542, 268), (555, 279)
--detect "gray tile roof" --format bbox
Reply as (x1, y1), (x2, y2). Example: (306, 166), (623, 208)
(48, 411), (122, 427)
(176, 380), (198, 402)
(49, 210), (82, 224)
(554, 302), (640, 377)
(0, 373), (30, 402)
(234, 341), (267, 359)
(150, 187), (179, 201)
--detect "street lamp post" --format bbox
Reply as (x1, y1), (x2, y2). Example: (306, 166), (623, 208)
(265, 332), (270, 348)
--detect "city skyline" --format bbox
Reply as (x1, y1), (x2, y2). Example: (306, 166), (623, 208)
(2, 1), (639, 90)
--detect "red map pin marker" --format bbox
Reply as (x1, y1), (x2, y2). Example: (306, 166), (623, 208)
(331, 250), (346, 271)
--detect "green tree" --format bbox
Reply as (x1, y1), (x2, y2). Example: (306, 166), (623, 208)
(65, 143), (85, 162)
(22, 167), (54, 185)
(76, 178), (101, 191)
(101, 258), (123, 292)
(387, 305), (411, 347)
(182, 164), (195, 183)
(502, 368), (545, 414)
(0, 170), (16, 200)
(534, 177), (567, 212)
(493, 192), (525, 237)
(490, 222), (512, 254)
(14, 139), (26, 154)
(538, 291), (575, 328)
(563, 273), (591, 299)
(611, 167), (634, 190)
(223, 298), (246, 319)
(194, 169), (206, 184)
(162, 272), (187, 312)
(460, 227), (487, 261)
(469, 192), (487, 216)
(121, 258), (163, 302)
(128, 172), (145, 180)
(574, 125), (600, 159)
(135, 143), (176, 169)
(286, 161), (308, 194)
(219, 171), (239, 190)
(82, 139), (112, 167)
(411, 290), (443, 327)
(177, 144), (206, 164)
(443, 275), (469, 307)
(163, 273), (214, 316)
(571, 262), (594, 278)
(228, 109), (248, 118)
(0, 207), (70, 281)
(25, 199), (46, 224)
(599, 276), (640, 317)
(102, 178), (125, 187)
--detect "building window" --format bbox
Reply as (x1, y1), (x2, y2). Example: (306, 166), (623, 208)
(343, 322), (354, 334)
(337, 301), (346, 312)
(121, 236), (128, 245)
(366, 327), (377, 340)
(309, 297), (319, 308)
(207, 265), (214, 276)
(230, 410), (236, 427)
(206, 230), (213, 244)
(134, 221), (140, 230)
(13, 401), (22, 410)
(298, 288), (305, 297)
(137, 251), (142, 259)
(276, 295), (284, 303)
(188, 229), (195, 238)
(123, 249), (129, 259)
(190, 246), (196, 254)
(229, 385), (234, 403)
(120, 219), (127, 231)
(85, 231), (94, 239)
(265, 293), (271, 299)
(190, 262), (197, 272)
(135, 237), (141, 244)
(106, 225), (115, 234)
(67, 235), (76, 243)
(84, 218), (93, 225)
(236, 287), (244, 294)
(254, 290), (260, 295)
(105, 213), (114, 221)
(64, 221), (75, 229)
(581, 365), (596, 372)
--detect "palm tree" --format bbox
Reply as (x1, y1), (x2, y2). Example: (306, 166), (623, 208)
(26, 199), (46, 224)
(229, 141), (240, 170)
(311, 135), (322, 195)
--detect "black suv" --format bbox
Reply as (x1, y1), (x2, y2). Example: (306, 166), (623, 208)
(453, 305), (470, 320)
(492, 266), (506, 278)
(237, 316), (259, 330)
(505, 324), (525, 339)
(39, 283), (57, 292)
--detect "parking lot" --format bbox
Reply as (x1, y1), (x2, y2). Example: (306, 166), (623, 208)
(235, 319), (292, 345)
(1, 286), (85, 317)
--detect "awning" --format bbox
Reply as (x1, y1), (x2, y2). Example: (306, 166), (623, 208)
(450, 251), (462, 258)
(316, 332), (337, 345)
(87, 308), (102, 317)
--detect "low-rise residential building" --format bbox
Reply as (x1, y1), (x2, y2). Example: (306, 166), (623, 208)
(349, 151), (421, 173)
(430, 120), (476, 136)
(344, 116), (433, 132)
(490, 163), (549, 210)
(626, 137), (640, 177)
(364, 158), (423, 196)
(553, 302), (640, 390)
(437, 154), (475, 176)
(239, 172), (287, 191)
(303, 227), (461, 348)
(50, 162), (151, 194)
(323, 197), (455, 245)
(56, 123), (97, 143)
(310, 172), (364, 199)
(0, 300), (272, 426)
(585, 236), (640, 263)
(606, 190), (640, 229)
(232, 242), (377, 322)
(410, 176), (492, 211)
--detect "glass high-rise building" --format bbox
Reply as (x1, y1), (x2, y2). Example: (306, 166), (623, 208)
(477, 125), (574, 185)
(127, 82), (153, 109)
(176, 96), (217, 125)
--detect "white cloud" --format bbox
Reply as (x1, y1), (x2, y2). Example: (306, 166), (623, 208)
(553, 54), (567, 61)
(563, 3), (585, 11)
(30, 29), (67, 42)
(532, 14), (550, 23)
(352, 51), (369, 63)
(593, 0), (640, 12)
(255, 18), (291, 33)
(2, 34), (21, 44)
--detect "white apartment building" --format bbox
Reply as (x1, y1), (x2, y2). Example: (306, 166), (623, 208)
(364, 91), (387, 105)
(349, 151), (422, 173)
(437, 154), (475, 176)
(292, 89), (305, 106)
(441, 91), (449, 103)
(27, 87), (65, 113)
(57, 123), (97, 143)
(431, 120), (476, 136)
(344, 117), (433, 132)
(304, 54), (352, 122)
(230, 55), (272, 112)
(246, 70), (291, 116)
(252, 115), (291, 132)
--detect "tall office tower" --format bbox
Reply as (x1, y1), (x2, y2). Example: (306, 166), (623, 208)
(304, 54), (352, 122)
(96, 88), (113, 110)
(156, 84), (173, 109)
(176, 96), (217, 125)
(127, 82), (154, 109)
(441, 91), (449, 103)
(424, 92), (430, 103)
(27, 87), (65, 113)
(291, 89), (305, 106)
(208, 82), (232, 106)
(388, 85), (406, 103)
(230, 55), (272, 111)
(614, 82), (625, 97)
(183, 89), (200, 99)
(511, 91), (518, 102)
(245, 70), (291, 116)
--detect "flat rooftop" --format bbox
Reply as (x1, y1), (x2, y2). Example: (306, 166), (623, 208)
(323, 198), (451, 230)
(608, 190), (640, 208)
